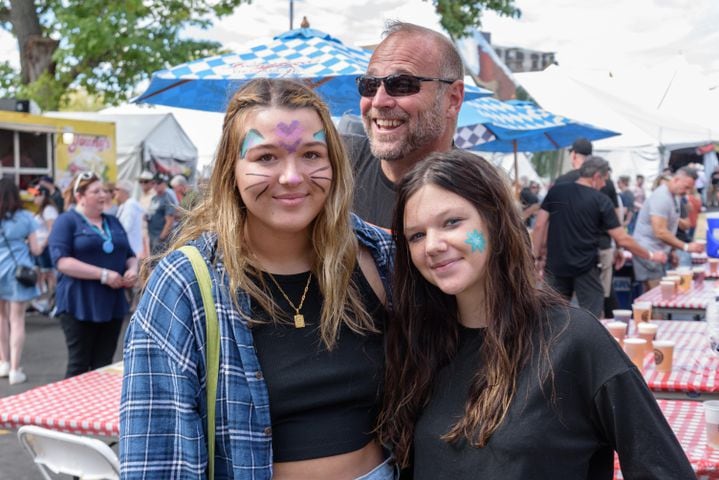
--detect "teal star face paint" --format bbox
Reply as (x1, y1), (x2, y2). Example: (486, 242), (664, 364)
(241, 129), (265, 158)
(465, 229), (486, 253)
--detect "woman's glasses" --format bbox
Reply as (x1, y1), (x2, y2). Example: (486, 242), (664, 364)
(73, 171), (99, 194)
(355, 74), (456, 98)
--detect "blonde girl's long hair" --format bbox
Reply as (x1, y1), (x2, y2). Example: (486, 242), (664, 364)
(147, 78), (373, 348)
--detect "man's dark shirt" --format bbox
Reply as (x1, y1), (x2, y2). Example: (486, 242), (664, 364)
(541, 182), (621, 277)
(342, 134), (396, 229)
(555, 170), (618, 249)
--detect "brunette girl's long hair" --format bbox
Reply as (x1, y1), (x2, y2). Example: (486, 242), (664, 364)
(377, 150), (564, 467)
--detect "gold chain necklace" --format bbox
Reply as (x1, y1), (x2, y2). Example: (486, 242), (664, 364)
(266, 272), (312, 328)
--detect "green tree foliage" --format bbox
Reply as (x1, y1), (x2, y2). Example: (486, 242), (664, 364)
(0, 0), (519, 111)
(429, 0), (520, 39)
(0, 0), (250, 110)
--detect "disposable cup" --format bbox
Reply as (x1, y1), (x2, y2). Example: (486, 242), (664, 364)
(660, 281), (676, 299)
(709, 259), (719, 275)
(653, 340), (675, 373)
(612, 309), (632, 324)
(632, 302), (652, 323)
(607, 321), (628, 339)
(677, 268), (693, 292)
(637, 322), (658, 352)
(704, 401), (719, 449)
(623, 338), (648, 372)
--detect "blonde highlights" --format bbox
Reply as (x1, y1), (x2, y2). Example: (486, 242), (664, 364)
(147, 79), (373, 348)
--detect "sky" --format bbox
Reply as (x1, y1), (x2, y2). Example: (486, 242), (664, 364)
(188, 0), (719, 85)
(1, 0), (717, 85)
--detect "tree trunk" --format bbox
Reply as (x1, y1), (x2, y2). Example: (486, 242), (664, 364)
(10, 0), (58, 84)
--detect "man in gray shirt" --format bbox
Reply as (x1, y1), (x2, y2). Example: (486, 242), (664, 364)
(632, 167), (703, 289)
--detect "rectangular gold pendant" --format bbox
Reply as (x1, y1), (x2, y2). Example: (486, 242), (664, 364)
(294, 314), (305, 328)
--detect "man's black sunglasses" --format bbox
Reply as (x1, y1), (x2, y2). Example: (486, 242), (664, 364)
(356, 74), (456, 97)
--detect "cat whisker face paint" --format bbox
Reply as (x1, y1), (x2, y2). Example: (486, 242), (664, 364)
(235, 107), (333, 236)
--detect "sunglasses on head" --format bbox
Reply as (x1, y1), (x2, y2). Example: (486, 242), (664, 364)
(356, 74), (456, 98)
(73, 171), (98, 194)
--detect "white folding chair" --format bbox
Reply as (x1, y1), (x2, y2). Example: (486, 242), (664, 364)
(17, 425), (120, 480)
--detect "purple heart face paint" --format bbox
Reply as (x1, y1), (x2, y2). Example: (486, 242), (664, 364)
(235, 107), (333, 238)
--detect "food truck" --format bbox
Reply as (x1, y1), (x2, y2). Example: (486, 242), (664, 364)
(0, 110), (116, 193)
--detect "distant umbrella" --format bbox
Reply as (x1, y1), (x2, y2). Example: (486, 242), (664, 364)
(455, 98), (620, 180)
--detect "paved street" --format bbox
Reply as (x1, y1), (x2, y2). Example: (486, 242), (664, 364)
(0, 312), (126, 479)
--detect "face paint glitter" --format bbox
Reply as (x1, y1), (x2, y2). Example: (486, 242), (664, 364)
(465, 229), (486, 253)
(241, 129), (265, 158)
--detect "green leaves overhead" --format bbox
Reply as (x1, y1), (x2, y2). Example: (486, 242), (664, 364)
(430, 0), (520, 39)
(2, 0), (252, 110)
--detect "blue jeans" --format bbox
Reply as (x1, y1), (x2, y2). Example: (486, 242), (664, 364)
(354, 455), (399, 480)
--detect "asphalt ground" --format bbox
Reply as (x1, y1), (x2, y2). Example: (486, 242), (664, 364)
(0, 311), (126, 479)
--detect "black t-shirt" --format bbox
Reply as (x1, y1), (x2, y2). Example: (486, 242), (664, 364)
(343, 133), (396, 229)
(555, 171), (618, 249)
(413, 306), (694, 480)
(251, 266), (386, 462)
(541, 182), (620, 277)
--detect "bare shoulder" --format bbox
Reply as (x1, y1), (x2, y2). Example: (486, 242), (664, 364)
(357, 245), (387, 305)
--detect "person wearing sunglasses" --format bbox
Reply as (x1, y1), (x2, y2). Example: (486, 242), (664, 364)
(48, 171), (138, 378)
(345, 21), (464, 229)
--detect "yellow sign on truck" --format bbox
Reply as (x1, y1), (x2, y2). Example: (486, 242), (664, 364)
(0, 110), (116, 192)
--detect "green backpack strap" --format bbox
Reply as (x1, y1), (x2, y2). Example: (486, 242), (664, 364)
(179, 245), (219, 480)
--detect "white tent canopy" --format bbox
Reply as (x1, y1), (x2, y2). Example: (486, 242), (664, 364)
(46, 111), (198, 194)
(100, 104), (224, 176)
(515, 64), (715, 180)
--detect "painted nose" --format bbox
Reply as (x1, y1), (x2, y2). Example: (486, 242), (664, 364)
(279, 160), (303, 186)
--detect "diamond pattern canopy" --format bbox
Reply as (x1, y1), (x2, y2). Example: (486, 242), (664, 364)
(455, 98), (619, 151)
(136, 28), (490, 116)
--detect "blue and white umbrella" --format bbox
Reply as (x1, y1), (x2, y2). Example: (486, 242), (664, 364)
(135, 28), (491, 116)
(454, 98), (620, 179)
(455, 98), (620, 151)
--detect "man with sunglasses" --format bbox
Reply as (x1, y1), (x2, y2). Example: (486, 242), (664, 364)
(346, 21), (465, 229)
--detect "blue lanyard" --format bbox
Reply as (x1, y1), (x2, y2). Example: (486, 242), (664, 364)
(76, 210), (114, 254)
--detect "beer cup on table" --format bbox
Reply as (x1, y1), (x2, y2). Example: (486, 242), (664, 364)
(637, 322), (658, 353)
(660, 280), (677, 299)
(653, 340), (675, 373)
(677, 267), (693, 293)
(704, 400), (719, 449)
(623, 338), (648, 373)
(632, 301), (652, 324)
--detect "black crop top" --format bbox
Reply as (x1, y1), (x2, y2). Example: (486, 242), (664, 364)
(251, 266), (387, 462)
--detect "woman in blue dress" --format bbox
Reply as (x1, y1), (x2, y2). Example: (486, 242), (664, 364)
(48, 172), (138, 378)
(0, 178), (44, 384)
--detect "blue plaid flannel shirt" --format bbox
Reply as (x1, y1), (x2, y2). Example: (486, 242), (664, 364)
(119, 214), (394, 479)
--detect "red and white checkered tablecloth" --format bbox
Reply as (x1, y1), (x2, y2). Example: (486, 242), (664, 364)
(623, 252), (708, 265)
(637, 320), (719, 397)
(635, 280), (716, 310)
(0, 362), (122, 437)
(615, 400), (719, 479)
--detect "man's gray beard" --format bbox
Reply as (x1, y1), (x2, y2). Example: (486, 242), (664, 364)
(365, 96), (446, 162)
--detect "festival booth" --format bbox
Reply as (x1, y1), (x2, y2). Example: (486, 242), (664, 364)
(0, 110), (116, 192)
(45, 112), (198, 198)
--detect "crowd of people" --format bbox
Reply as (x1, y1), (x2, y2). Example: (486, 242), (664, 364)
(0, 170), (196, 384)
(0, 19), (702, 480)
